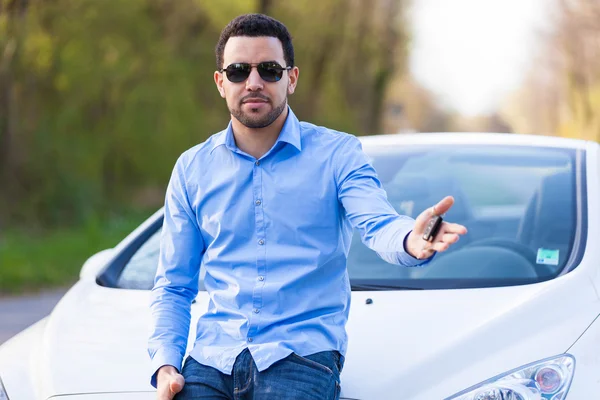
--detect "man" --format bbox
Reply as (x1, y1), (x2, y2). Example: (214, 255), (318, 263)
(148, 13), (467, 400)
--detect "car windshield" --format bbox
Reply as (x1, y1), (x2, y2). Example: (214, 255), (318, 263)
(116, 144), (583, 291)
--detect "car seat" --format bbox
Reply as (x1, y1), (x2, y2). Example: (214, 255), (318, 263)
(517, 170), (575, 274)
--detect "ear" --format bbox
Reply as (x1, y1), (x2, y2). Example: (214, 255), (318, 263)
(214, 70), (226, 98)
(287, 66), (299, 95)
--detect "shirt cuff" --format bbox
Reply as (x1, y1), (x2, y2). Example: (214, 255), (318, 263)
(150, 347), (184, 388)
(401, 230), (436, 266)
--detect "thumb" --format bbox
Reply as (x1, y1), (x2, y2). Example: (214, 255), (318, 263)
(414, 196), (454, 232)
(170, 374), (185, 396)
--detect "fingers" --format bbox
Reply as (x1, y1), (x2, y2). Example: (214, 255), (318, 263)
(420, 230), (462, 256)
(415, 196), (455, 228)
(156, 385), (171, 400)
(431, 195), (455, 216)
(410, 196), (468, 258)
(157, 373), (185, 400)
(427, 222), (467, 242)
(422, 239), (450, 253)
(442, 222), (468, 235)
(170, 374), (185, 395)
(440, 232), (460, 244)
(156, 384), (175, 400)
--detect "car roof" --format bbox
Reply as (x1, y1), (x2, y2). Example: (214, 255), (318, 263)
(359, 132), (597, 150)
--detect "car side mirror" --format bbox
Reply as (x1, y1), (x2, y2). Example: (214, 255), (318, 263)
(80, 248), (115, 280)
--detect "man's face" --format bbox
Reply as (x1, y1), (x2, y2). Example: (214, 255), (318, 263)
(215, 36), (298, 129)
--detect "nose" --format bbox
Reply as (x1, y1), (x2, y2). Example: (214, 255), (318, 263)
(245, 67), (264, 91)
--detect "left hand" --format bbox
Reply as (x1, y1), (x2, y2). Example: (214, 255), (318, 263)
(405, 196), (468, 259)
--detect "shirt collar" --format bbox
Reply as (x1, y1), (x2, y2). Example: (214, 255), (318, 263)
(276, 107), (302, 152)
(209, 127), (232, 154)
(209, 106), (302, 155)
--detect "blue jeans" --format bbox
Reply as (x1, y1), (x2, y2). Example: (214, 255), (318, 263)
(174, 349), (344, 400)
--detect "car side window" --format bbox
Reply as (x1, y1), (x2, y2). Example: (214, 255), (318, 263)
(116, 227), (207, 291)
(116, 230), (162, 290)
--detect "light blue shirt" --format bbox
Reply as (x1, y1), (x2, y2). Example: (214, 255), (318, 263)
(148, 107), (427, 387)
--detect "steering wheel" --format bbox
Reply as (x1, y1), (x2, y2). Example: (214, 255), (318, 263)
(463, 238), (553, 277)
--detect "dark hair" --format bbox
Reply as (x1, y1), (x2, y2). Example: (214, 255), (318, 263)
(215, 14), (294, 70)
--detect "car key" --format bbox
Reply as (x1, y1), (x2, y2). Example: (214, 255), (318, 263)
(423, 214), (443, 242)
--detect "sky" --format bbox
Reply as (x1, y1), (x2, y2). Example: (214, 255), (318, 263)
(408, 0), (552, 116)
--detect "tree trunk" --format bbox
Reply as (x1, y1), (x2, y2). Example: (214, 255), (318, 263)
(303, 0), (347, 119)
(367, 0), (400, 134)
(0, 48), (15, 181)
(0, 0), (28, 193)
(0, 0), (28, 228)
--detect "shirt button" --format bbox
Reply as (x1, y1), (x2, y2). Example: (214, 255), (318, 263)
(253, 308), (260, 314)
(248, 337), (253, 342)
(255, 200), (261, 206)
(258, 239), (265, 245)
(258, 276), (265, 281)
(255, 161), (260, 166)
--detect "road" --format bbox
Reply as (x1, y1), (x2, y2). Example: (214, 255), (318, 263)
(0, 288), (68, 344)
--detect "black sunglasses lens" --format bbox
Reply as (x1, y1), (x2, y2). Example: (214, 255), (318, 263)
(224, 63), (286, 83)
(257, 63), (283, 82)
(225, 64), (251, 83)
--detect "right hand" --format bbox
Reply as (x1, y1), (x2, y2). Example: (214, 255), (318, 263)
(405, 196), (467, 259)
(156, 365), (185, 400)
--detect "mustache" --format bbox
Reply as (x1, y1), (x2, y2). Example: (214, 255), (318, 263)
(240, 93), (270, 103)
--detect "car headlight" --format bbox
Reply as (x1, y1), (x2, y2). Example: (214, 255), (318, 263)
(446, 354), (575, 400)
(0, 376), (9, 400)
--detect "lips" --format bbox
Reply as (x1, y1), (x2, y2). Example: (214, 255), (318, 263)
(241, 95), (270, 106)
(243, 99), (268, 105)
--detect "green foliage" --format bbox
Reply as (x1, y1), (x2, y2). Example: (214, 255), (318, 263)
(0, 0), (409, 228)
(0, 209), (151, 294)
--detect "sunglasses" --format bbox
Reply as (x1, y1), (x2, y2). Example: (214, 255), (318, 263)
(219, 62), (292, 83)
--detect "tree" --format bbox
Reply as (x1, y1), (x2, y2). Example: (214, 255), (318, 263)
(0, 0), (412, 228)
(502, 0), (600, 141)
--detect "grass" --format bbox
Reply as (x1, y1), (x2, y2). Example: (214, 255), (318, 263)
(0, 210), (155, 296)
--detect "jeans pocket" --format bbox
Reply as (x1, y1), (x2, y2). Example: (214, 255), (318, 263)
(290, 352), (335, 376)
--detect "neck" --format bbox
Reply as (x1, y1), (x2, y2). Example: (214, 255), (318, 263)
(231, 106), (289, 159)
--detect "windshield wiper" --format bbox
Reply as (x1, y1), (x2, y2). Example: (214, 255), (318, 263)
(351, 284), (424, 291)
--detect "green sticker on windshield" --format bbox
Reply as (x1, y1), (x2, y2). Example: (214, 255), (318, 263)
(537, 248), (559, 266)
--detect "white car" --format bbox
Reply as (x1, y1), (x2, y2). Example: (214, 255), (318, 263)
(1, 133), (598, 400)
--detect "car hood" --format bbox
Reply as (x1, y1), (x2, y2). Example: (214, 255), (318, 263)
(9, 268), (600, 400)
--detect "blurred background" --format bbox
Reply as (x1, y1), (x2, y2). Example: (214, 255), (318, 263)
(0, 0), (599, 295)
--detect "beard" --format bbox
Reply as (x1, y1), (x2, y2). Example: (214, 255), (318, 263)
(230, 96), (287, 129)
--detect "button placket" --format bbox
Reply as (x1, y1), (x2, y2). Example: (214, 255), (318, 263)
(249, 157), (266, 341)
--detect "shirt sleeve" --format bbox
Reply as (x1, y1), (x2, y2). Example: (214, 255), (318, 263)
(147, 155), (205, 388)
(335, 135), (433, 267)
